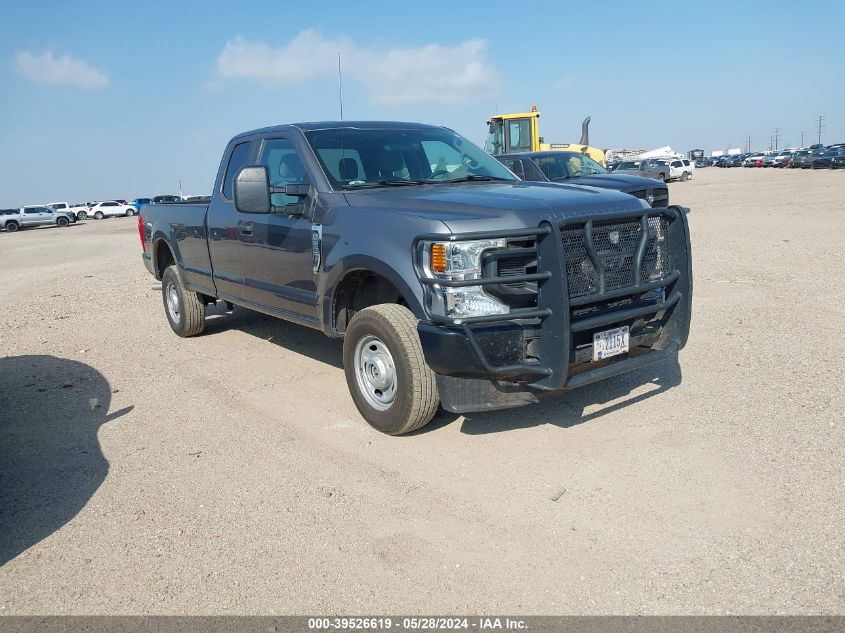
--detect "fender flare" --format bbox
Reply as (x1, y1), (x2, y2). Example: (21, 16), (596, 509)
(321, 254), (425, 336)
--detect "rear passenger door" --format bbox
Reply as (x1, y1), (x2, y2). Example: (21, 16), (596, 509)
(236, 136), (318, 323)
(207, 138), (254, 299)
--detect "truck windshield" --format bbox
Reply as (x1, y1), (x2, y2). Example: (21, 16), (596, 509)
(532, 152), (608, 181)
(304, 127), (517, 190)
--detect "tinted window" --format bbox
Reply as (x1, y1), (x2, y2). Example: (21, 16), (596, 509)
(672, 161), (683, 167)
(507, 119), (533, 152)
(24, 207), (48, 214)
(222, 141), (253, 200)
(500, 158), (526, 179)
(258, 138), (309, 207)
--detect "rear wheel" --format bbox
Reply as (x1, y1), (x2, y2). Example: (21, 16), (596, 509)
(56, 217), (69, 227)
(5, 221), (19, 233)
(681, 171), (690, 182)
(658, 173), (666, 182)
(94, 211), (104, 219)
(77, 211), (87, 220)
(161, 265), (206, 337)
(125, 208), (135, 216)
(343, 304), (439, 435)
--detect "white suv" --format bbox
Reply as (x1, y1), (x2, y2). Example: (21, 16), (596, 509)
(639, 157), (694, 182)
(88, 201), (137, 219)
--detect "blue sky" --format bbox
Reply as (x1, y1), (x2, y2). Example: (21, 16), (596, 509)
(1, 0), (843, 205)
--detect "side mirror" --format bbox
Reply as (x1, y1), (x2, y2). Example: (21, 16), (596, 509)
(234, 166), (271, 214)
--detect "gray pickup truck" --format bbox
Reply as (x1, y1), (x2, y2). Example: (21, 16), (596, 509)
(1, 205), (75, 232)
(140, 121), (692, 435)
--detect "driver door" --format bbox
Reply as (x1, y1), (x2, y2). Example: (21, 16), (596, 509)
(237, 136), (318, 323)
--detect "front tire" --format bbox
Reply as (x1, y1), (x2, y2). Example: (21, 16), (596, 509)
(5, 221), (19, 232)
(161, 265), (206, 337)
(125, 208), (135, 216)
(681, 171), (689, 182)
(94, 211), (104, 219)
(658, 173), (666, 182)
(343, 304), (439, 435)
(77, 211), (87, 220)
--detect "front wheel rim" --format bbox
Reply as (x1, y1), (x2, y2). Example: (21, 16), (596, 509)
(165, 283), (180, 323)
(354, 334), (397, 411)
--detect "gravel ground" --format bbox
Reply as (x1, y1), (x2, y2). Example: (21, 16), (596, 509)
(0, 167), (843, 614)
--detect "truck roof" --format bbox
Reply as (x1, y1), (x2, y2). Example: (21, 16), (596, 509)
(234, 120), (444, 140)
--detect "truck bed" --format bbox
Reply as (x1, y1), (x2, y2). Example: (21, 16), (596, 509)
(140, 202), (214, 295)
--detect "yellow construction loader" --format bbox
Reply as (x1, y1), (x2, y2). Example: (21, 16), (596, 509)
(484, 108), (606, 166)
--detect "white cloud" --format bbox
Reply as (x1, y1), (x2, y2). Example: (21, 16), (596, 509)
(14, 50), (108, 89)
(216, 30), (498, 105)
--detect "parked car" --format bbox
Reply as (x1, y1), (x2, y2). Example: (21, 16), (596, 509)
(0, 205), (74, 232)
(831, 154), (845, 170)
(139, 121), (692, 435)
(772, 150), (794, 168)
(743, 154), (764, 167)
(695, 157), (711, 167)
(811, 147), (845, 169)
(45, 201), (77, 222)
(130, 198), (153, 213)
(88, 201), (138, 219)
(153, 195), (181, 204)
(611, 160), (641, 175)
(761, 152), (780, 167)
(495, 151), (670, 207)
(801, 148), (826, 169)
(788, 150), (811, 168)
(637, 158), (693, 181)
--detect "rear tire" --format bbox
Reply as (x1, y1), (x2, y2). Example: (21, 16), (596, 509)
(94, 211), (104, 220)
(5, 221), (19, 232)
(658, 173), (666, 182)
(125, 208), (135, 216)
(77, 211), (87, 220)
(681, 171), (689, 182)
(56, 217), (69, 227)
(343, 304), (440, 435)
(161, 265), (206, 337)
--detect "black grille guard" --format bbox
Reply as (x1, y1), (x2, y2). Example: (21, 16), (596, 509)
(414, 206), (693, 391)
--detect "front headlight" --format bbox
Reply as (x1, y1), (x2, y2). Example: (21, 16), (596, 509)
(421, 239), (510, 320)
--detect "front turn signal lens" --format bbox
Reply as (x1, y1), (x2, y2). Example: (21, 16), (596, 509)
(431, 243), (447, 273)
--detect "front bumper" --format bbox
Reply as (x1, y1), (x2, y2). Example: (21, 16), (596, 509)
(416, 206), (693, 413)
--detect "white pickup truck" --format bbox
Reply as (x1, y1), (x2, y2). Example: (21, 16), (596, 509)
(0, 205), (75, 232)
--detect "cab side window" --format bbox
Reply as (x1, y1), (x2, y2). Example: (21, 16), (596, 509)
(222, 141), (253, 200)
(501, 158), (526, 179)
(258, 138), (309, 207)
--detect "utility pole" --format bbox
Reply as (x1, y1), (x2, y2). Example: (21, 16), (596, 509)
(816, 115), (825, 145)
(773, 128), (780, 151)
(801, 131), (806, 147)
(746, 135), (751, 153)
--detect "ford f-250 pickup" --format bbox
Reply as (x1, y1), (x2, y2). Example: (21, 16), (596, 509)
(140, 121), (692, 435)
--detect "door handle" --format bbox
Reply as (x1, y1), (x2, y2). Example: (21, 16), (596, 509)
(239, 221), (254, 236)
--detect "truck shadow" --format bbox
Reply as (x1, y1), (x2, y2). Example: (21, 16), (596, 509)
(201, 304), (681, 436)
(203, 303), (343, 368)
(0, 355), (132, 566)
(453, 355), (683, 435)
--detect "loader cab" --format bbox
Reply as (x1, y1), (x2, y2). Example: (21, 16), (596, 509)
(484, 112), (541, 155)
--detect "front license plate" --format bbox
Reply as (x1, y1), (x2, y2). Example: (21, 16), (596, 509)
(593, 326), (630, 361)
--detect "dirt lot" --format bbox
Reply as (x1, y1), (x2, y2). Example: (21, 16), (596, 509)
(1, 167), (843, 614)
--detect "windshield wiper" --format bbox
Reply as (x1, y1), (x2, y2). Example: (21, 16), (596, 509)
(439, 174), (512, 183)
(343, 179), (433, 190)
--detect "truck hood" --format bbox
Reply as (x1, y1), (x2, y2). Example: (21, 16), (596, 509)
(343, 181), (645, 233)
(560, 174), (664, 191)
